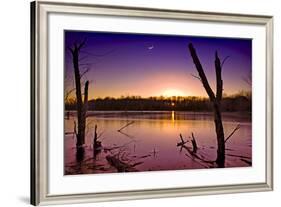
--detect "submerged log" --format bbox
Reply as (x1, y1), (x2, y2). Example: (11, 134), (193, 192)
(106, 155), (132, 172)
(105, 153), (145, 172)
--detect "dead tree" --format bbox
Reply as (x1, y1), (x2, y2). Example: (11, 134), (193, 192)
(191, 133), (198, 153)
(68, 39), (89, 153)
(188, 43), (225, 167)
(93, 124), (102, 158)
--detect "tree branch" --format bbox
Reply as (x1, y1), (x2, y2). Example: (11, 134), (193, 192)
(64, 88), (76, 101)
(188, 43), (216, 102)
(190, 73), (202, 82)
(215, 51), (223, 102)
(224, 124), (240, 143)
(191, 132), (198, 153)
(221, 56), (230, 68)
(83, 81), (89, 108)
(80, 48), (115, 57)
(80, 67), (91, 79)
(67, 46), (74, 55)
(77, 37), (87, 50)
(117, 121), (135, 132)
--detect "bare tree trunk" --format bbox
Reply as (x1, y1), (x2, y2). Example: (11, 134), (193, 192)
(78, 80), (89, 147)
(191, 132), (198, 153)
(188, 43), (225, 167)
(69, 40), (89, 152)
(93, 124), (98, 158)
(72, 47), (83, 147)
(213, 102), (225, 167)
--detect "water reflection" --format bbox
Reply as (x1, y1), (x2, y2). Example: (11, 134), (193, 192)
(76, 147), (85, 162)
(64, 111), (252, 175)
(171, 111), (175, 122)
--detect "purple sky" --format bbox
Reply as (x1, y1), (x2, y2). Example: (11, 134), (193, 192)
(64, 31), (252, 99)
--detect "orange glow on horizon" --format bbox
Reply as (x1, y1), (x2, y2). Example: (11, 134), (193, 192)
(162, 89), (186, 97)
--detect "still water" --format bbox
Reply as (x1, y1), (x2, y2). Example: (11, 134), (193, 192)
(64, 111), (252, 175)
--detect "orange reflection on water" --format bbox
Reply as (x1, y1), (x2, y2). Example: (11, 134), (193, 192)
(171, 111), (175, 122)
(64, 111), (252, 175)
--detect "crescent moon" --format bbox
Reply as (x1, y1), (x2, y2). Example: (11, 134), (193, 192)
(148, 45), (154, 50)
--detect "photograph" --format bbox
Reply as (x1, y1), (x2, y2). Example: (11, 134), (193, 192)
(64, 31), (252, 175)
(30, 2), (273, 205)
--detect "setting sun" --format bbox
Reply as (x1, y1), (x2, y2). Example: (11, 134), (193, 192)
(64, 30), (253, 175)
(162, 89), (186, 97)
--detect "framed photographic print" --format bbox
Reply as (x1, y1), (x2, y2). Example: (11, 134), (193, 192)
(31, 0), (273, 205)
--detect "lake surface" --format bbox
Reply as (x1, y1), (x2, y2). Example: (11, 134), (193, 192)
(64, 111), (252, 175)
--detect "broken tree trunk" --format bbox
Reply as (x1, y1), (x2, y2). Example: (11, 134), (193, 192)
(69, 40), (89, 152)
(177, 134), (188, 146)
(93, 125), (98, 147)
(177, 134), (215, 168)
(213, 101), (225, 167)
(188, 43), (225, 168)
(93, 124), (102, 158)
(191, 133), (198, 153)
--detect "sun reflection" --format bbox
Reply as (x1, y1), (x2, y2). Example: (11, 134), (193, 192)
(171, 111), (175, 122)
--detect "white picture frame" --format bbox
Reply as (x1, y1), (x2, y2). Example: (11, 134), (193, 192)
(30, 1), (273, 205)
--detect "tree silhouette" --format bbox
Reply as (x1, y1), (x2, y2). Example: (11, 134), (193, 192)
(68, 39), (89, 157)
(188, 43), (225, 167)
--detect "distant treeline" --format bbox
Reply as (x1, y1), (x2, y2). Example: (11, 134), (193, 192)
(65, 91), (251, 112)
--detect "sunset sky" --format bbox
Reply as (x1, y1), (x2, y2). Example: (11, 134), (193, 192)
(64, 31), (252, 99)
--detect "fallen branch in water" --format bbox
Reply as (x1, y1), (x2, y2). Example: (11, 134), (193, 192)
(224, 124), (240, 143)
(138, 154), (151, 159)
(103, 140), (136, 152)
(177, 133), (215, 168)
(225, 153), (251, 159)
(177, 134), (188, 146)
(117, 121), (135, 132)
(190, 132), (198, 153)
(178, 133), (197, 154)
(185, 153), (209, 168)
(118, 130), (135, 139)
(130, 161), (144, 167)
(240, 158), (252, 165)
(106, 154), (144, 172)
(106, 155), (132, 172)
